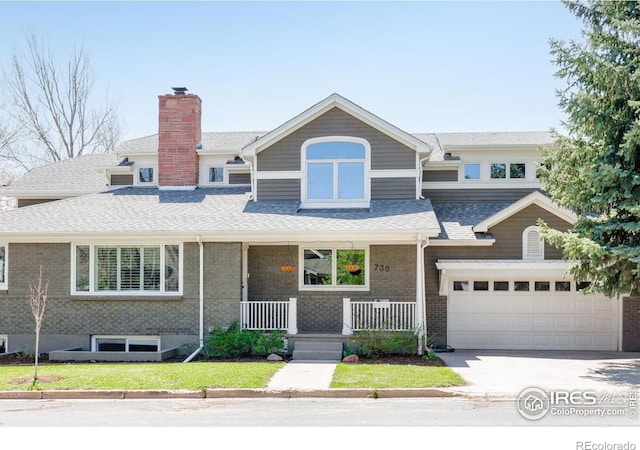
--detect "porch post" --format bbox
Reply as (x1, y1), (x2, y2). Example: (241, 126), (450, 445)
(241, 243), (249, 302)
(288, 297), (298, 335)
(342, 297), (353, 335)
(416, 236), (425, 354)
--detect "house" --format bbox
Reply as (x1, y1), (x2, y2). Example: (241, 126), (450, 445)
(0, 88), (638, 361)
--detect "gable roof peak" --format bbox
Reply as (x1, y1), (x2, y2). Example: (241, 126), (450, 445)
(241, 93), (432, 157)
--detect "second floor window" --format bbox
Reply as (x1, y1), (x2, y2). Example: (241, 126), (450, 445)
(302, 138), (369, 206)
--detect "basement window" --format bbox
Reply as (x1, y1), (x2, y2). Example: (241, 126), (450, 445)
(92, 336), (160, 352)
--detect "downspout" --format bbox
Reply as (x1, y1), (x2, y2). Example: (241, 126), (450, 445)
(416, 234), (428, 354)
(246, 157), (255, 201)
(184, 236), (204, 362)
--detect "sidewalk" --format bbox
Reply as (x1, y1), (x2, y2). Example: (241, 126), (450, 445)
(267, 361), (337, 390)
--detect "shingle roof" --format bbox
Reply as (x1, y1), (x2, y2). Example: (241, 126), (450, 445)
(414, 131), (555, 161)
(0, 153), (121, 197)
(0, 187), (440, 239)
(116, 132), (268, 155)
(431, 202), (512, 240)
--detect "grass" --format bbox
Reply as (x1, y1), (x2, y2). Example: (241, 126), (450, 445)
(0, 362), (285, 391)
(330, 363), (465, 388)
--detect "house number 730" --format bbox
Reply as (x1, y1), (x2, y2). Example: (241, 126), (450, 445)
(374, 264), (390, 272)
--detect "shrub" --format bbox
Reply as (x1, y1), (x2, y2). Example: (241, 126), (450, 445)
(201, 322), (286, 359)
(348, 329), (418, 357)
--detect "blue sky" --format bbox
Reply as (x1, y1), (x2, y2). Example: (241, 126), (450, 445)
(0, 1), (583, 141)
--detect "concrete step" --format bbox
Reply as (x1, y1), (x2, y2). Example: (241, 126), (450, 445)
(291, 350), (343, 361)
(293, 341), (343, 351)
(291, 340), (343, 361)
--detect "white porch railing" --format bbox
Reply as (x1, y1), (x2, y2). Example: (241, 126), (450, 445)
(240, 298), (298, 335)
(342, 298), (416, 335)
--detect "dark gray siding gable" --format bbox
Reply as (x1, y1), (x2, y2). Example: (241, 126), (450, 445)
(257, 107), (416, 171)
(257, 179), (301, 201)
(423, 170), (458, 182)
(424, 188), (537, 204)
(229, 173), (251, 185)
(371, 178), (416, 200)
(110, 174), (133, 186)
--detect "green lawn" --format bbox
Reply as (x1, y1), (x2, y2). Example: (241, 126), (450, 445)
(330, 363), (465, 388)
(0, 362), (285, 391)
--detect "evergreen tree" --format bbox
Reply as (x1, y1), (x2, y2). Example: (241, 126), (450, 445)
(538, 0), (640, 297)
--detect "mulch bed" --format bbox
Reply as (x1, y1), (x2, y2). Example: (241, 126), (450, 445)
(354, 355), (446, 366)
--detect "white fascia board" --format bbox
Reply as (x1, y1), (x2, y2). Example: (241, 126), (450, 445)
(241, 93), (432, 157)
(473, 191), (577, 232)
(428, 239), (495, 247)
(423, 161), (461, 169)
(422, 181), (542, 190)
(434, 259), (575, 296)
(2, 229), (442, 244)
(2, 191), (101, 199)
(443, 144), (551, 152)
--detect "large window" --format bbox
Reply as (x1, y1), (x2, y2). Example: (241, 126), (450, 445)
(301, 247), (368, 290)
(91, 335), (160, 352)
(0, 244), (6, 290)
(302, 138), (369, 207)
(73, 244), (181, 295)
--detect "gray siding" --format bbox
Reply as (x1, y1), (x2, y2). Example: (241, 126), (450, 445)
(371, 178), (416, 200)
(229, 173), (251, 185)
(257, 179), (301, 201)
(423, 170), (458, 182)
(425, 204), (573, 346)
(248, 245), (416, 333)
(17, 198), (59, 208)
(257, 107), (416, 172)
(110, 174), (133, 186)
(423, 188), (537, 204)
(0, 242), (242, 353)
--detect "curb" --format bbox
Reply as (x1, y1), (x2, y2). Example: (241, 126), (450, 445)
(0, 388), (465, 400)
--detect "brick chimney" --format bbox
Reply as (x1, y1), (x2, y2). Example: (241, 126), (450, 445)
(158, 88), (202, 188)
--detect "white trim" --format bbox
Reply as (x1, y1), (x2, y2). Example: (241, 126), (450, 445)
(91, 335), (160, 352)
(253, 171), (302, 180)
(435, 259), (574, 296)
(422, 181), (542, 190)
(370, 169), (419, 178)
(0, 334), (7, 354)
(428, 239), (495, 247)
(522, 225), (544, 260)
(298, 244), (370, 292)
(300, 136), (371, 207)
(241, 93), (432, 157)
(4, 230), (442, 244)
(157, 185), (197, 191)
(0, 243), (6, 290)
(473, 191), (577, 233)
(71, 243), (183, 296)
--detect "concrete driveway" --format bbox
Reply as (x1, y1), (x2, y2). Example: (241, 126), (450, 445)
(438, 350), (640, 397)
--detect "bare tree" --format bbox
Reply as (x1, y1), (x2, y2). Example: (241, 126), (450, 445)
(29, 264), (49, 382)
(3, 34), (122, 167)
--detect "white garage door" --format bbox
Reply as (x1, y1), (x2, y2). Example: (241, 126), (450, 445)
(447, 280), (619, 350)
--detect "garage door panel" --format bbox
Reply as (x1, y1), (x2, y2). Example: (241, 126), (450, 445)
(447, 289), (618, 350)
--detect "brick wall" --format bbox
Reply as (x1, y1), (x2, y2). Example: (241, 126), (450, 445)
(157, 93), (202, 187)
(0, 241), (242, 353)
(248, 244), (417, 333)
(622, 296), (640, 352)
